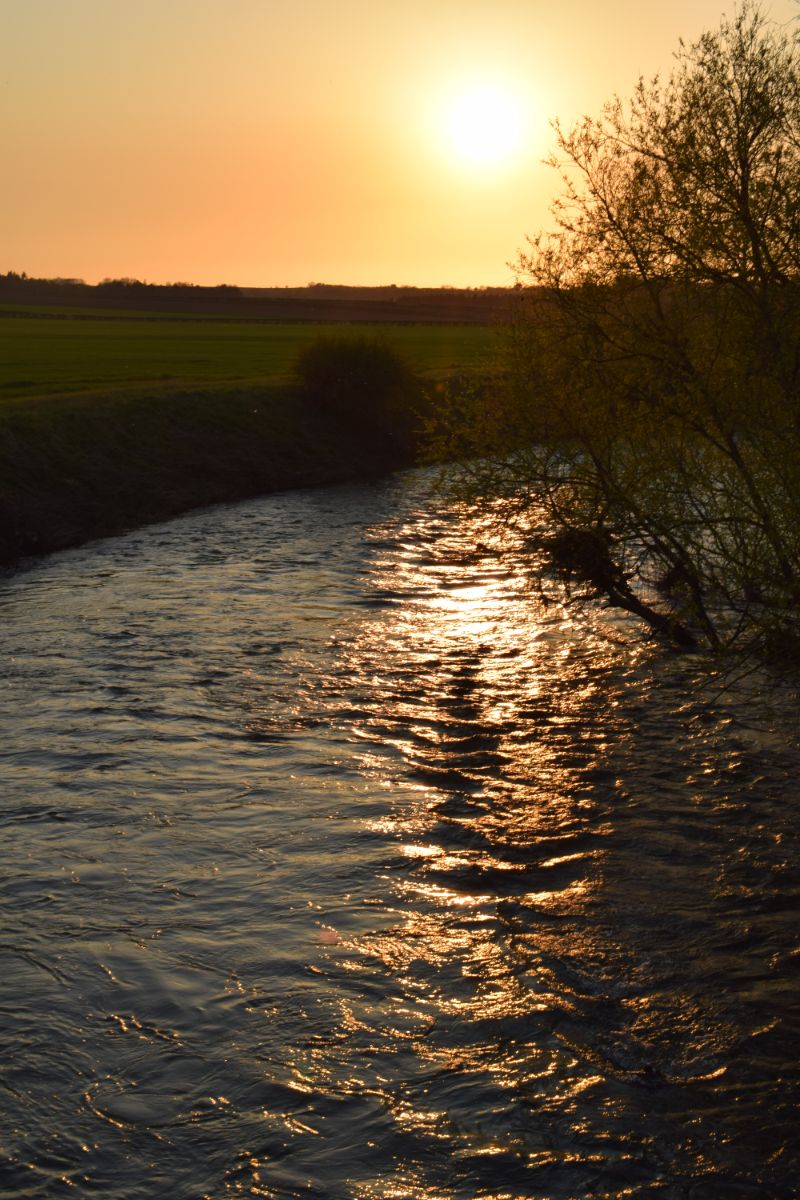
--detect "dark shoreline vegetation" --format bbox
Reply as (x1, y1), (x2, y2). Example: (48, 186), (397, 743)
(0, 341), (450, 568)
(0, 294), (500, 568)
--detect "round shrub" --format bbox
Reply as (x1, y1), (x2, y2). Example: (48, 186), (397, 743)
(293, 336), (422, 456)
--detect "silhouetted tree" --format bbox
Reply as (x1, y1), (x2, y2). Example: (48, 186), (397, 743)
(438, 3), (800, 656)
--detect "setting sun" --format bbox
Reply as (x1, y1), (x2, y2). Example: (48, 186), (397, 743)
(442, 82), (526, 169)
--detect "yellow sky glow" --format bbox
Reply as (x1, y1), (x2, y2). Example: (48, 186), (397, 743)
(2, 0), (796, 288)
(441, 82), (527, 168)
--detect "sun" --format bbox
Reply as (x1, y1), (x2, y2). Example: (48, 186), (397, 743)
(442, 82), (526, 169)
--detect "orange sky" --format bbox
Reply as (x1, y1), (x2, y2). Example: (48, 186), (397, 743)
(2, 0), (796, 288)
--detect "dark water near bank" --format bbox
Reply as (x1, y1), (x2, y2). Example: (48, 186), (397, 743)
(1, 473), (798, 1200)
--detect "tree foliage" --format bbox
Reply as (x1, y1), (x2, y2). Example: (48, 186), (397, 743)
(443, 3), (800, 656)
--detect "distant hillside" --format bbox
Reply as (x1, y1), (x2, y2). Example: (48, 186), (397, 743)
(0, 274), (517, 324)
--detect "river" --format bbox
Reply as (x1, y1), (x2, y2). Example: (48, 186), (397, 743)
(1, 471), (798, 1199)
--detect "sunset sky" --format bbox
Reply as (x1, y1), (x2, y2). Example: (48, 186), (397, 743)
(3, 0), (797, 288)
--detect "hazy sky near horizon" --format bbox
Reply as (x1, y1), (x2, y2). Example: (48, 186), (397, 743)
(2, 0), (797, 288)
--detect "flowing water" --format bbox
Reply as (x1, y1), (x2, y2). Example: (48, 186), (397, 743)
(1, 472), (798, 1200)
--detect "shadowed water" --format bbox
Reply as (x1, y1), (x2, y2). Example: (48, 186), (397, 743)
(1, 472), (798, 1199)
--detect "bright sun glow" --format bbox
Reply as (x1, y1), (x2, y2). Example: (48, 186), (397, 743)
(442, 82), (526, 168)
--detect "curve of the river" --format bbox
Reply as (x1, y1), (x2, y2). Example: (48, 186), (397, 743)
(1, 471), (798, 1199)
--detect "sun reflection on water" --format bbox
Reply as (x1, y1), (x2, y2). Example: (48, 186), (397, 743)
(3, 474), (797, 1198)
(300, 493), (631, 1183)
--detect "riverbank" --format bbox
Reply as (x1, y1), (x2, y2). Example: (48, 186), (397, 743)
(0, 379), (419, 568)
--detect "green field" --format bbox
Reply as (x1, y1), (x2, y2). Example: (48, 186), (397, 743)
(0, 307), (500, 400)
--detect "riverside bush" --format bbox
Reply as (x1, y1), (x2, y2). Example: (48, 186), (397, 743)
(294, 336), (425, 459)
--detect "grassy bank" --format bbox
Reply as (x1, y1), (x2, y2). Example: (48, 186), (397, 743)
(0, 376), (421, 568)
(0, 309), (501, 568)
(0, 309), (498, 399)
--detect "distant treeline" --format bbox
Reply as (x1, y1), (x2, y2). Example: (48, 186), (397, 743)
(0, 272), (515, 324)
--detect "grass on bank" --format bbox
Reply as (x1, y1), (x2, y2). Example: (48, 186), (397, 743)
(0, 378), (396, 566)
(0, 335), (453, 566)
(0, 310), (498, 400)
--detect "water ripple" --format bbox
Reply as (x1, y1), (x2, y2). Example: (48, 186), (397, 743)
(0, 473), (798, 1198)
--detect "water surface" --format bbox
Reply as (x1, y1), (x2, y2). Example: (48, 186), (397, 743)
(1, 473), (798, 1198)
